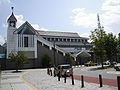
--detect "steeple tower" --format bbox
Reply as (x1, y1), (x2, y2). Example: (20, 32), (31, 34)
(7, 7), (18, 59)
(7, 7), (17, 28)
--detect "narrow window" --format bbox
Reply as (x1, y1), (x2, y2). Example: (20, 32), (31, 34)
(63, 39), (66, 42)
(67, 39), (70, 42)
(60, 38), (62, 41)
(78, 39), (81, 42)
(75, 39), (77, 42)
(24, 37), (28, 47)
(71, 39), (73, 42)
(47, 38), (50, 41)
(55, 38), (58, 41)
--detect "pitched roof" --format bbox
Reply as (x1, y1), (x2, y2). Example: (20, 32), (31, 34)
(37, 31), (80, 38)
(7, 13), (17, 22)
(15, 21), (88, 39)
(74, 50), (91, 57)
(14, 21), (39, 35)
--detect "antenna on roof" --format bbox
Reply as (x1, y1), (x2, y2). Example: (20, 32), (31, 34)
(97, 13), (101, 29)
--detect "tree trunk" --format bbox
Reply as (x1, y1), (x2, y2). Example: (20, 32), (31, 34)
(15, 64), (18, 72)
(101, 56), (104, 69)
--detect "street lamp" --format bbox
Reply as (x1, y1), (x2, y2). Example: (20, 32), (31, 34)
(53, 41), (56, 67)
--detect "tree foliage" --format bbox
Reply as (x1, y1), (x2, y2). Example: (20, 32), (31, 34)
(90, 28), (120, 67)
(9, 52), (27, 72)
(41, 54), (52, 68)
(104, 33), (118, 64)
(117, 33), (120, 62)
(64, 53), (74, 66)
(90, 28), (106, 68)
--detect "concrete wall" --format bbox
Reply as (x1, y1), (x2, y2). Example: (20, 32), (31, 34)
(1, 40), (66, 70)
(36, 40), (65, 67)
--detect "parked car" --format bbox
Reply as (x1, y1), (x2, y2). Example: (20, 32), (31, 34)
(103, 61), (110, 65)
(111, 61), (117, 66)
(54, 64), (73, 77)
(84, 61), (97, 66)
(114, 64), (120, 71)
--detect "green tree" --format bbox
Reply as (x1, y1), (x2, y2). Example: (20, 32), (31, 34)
(64, 53), (74, 66)
(104, 33), (118, 65)
(9, 52), (27, 72)
(90, 28), (106, 68)
(41, 54), (52, 68)
(117, 33), (120, 62)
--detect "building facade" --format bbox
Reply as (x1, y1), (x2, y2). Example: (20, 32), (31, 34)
(6, 9), (91, 69)
(39, 31), (91, 53)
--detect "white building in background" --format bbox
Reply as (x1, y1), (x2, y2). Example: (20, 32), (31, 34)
(39, 31), (91, 53)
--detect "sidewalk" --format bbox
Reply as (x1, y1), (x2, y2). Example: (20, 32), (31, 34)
(0, 69), (118, 90)
(0, 70), (33, 90)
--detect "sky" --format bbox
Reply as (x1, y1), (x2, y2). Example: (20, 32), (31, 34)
(0, 0), (120, 45)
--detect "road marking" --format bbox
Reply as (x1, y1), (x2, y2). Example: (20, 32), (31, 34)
(20, 72), (38, 90)
(107, 71), (120, 74)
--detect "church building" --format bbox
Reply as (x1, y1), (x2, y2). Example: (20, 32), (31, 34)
(6, 7), (91, 69)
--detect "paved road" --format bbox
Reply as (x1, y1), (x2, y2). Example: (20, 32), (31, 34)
(73, 66), (120, 87)
(73, 66), (120, 80)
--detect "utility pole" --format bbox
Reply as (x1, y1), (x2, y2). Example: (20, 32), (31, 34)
(97, 13), (104, 68)
(0, 64), (1, 88)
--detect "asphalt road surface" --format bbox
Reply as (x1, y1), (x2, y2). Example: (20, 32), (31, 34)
(73, 66), (120, 80)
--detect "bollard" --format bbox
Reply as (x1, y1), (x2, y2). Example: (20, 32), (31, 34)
(50, 69), (52, 76)
(71, 74), (74, 85)
(47, 68), (49, 74)
(58, 71), (60, 81)
(54, 70), (56, 77)
(81, 75), (84, 88)
(48, 68), (50, 75)
(64, 71), (66, 83)
(117, 76), (120, 90)
(99, 74), (103, 87)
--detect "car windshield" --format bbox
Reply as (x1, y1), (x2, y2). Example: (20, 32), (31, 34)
(62, 66), (71, 69)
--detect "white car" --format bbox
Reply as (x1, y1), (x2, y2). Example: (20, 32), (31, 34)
(58, 64), (73, 77)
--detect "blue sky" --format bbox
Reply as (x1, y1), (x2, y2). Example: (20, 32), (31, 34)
(0, 0), (120, 45)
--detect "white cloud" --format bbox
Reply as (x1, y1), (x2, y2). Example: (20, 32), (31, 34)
(71, 0), (120, 34)
(71, 8), (97, 29)
(102, 0), (120, 13)
(31, 24), (48, 31)
(15, 15), (48, 31)
(38, 27), (48, 31)
(80, 33), (90, 38)
(15, 15), (25, 27)
(31, 24), (41, 30)
(0, 35), (5, 45)
(0, 0), (11, 4)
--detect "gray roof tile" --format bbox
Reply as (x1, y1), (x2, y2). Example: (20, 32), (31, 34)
(37, 31), (80, 37)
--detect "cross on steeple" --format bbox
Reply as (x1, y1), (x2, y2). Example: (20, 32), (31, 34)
(7, 7), (17, 27)
(11, 7), (14, 12)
